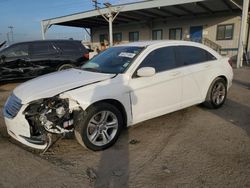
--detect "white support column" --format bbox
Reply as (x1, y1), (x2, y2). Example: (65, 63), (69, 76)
(96, 5), (121, 47)
(41, 22), (46, 40)
(237, 0), (249, 68)
(108, 15), (113, 47)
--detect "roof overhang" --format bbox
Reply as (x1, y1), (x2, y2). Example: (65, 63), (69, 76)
(41, 0), (241, 31)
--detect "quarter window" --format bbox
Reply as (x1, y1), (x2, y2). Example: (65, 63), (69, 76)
(175, 46), (216, 65)
(138, 47), (176, 73)
(152, 29), (163, 40)
(216, 24), (234, 40)
(169, 28), (182, 40)
(55, 41), (82, 52)
(129, 31), (139, 42)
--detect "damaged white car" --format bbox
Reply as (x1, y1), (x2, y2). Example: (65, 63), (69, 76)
(3, 41), (233, 152)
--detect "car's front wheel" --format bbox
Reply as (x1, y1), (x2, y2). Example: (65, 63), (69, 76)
(204, 77), (227, 109)
(74, 103), (123, 151)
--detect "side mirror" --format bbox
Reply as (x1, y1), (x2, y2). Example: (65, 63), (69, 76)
(137, 67), (156, 77)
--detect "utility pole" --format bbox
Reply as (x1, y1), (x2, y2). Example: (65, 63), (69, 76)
(92, 0), (100, 9)
(8, 26), (14, 43)
(92, 0), (121, 47)
(6, 32), (10, 44)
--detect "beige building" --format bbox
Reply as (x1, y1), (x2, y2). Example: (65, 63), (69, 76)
(41, 0), (249, 66)
(92, 14), (241, 57)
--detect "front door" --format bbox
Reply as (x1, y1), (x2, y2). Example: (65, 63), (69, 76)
(129, 46), (182, 124)
(175, 45), (216, 108)
(0, 43), (31, 81)
(190, 26), (203, 43)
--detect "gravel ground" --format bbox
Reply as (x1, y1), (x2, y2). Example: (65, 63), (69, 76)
(0, 67), (249, 188)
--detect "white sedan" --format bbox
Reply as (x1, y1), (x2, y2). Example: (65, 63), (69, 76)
(3, 41), (233, 151)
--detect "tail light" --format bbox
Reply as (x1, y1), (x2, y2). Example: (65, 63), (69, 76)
(228, 58), (233, 67)
(84, 53), (89, 60)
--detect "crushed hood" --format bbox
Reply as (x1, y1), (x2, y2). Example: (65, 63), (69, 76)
(14, 69), (115, 104)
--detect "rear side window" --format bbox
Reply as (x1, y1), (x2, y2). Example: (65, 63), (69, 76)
(138, 46), (176, 73)
(176, 46), (216, 66)
(55, 41), (87, 53)
(31, 42), (57, 55)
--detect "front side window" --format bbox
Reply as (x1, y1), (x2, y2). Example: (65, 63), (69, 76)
(138, 47), (176, 73)
(175, 46), (216, 66)
(169, 28), (182, 40)
(216, 24), (234, 40)
(152, 29), (163, 40)
(129, 31), (139, 42)
(3, 44), (29, 57)
(81, 46), (143, 74)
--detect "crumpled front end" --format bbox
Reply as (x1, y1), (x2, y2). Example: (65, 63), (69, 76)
(3, 93), (84, 150)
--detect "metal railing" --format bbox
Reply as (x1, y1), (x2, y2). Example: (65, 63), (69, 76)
(202, 37), (222, 53)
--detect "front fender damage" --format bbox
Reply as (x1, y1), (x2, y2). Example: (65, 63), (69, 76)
(23, 95), (85, 153)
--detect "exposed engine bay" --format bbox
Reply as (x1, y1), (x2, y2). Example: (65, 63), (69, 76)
(23, 95), (84, 153)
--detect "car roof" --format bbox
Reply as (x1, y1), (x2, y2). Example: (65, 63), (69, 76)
(118, 40), (207, 47)
(10, 40), (81, 46)
(116, 40), (221, 59)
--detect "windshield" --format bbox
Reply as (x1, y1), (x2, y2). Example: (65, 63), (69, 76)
(81, 46), (144, 74)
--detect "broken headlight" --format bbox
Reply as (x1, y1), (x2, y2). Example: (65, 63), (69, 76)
(24, 96), (74, 135)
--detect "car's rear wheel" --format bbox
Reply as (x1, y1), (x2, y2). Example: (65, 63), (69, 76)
(58, 64), (74, 71)
(74, 103), (123, 151)
(204, 77), (227, 109)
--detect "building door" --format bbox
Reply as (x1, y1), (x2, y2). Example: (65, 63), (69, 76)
(190, 26), (203, 43)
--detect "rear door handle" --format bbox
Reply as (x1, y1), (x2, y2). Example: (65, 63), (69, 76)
(204, 64), (211, 68)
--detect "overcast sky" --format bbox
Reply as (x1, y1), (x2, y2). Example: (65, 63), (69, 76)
(0, 0), (143, 44)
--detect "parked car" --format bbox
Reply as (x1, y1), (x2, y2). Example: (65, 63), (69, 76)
(0, 40), (89, 82)
(3, 40), (233, 151)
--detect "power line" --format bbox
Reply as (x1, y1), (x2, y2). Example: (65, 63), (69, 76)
(92, 0), (101, 9)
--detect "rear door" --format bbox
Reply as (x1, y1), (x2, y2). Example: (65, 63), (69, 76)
(175, 45), (217, 107)
(29, 41), (60, 75)
(0, 43), (31, 81)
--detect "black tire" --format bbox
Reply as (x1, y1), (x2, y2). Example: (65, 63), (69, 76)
(74, 102), (123, 151)
(58, 64), (74, 71)
(203, 77), (227, 109)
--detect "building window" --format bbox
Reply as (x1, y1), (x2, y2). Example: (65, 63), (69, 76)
(216, 24), (234, 40)
(113, 33), (122, 43)
(99, 34), (108, 43)
(169, 28), (182, 40)
(129, 31), (139, 42)
(152, 29), (163, 40)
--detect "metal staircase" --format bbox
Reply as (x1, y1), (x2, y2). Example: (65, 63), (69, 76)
(202, 38), (222, 53)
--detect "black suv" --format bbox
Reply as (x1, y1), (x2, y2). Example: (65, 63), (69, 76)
(0, 40), (89, 82)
